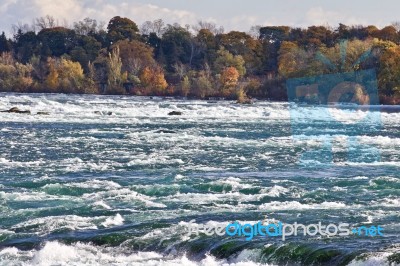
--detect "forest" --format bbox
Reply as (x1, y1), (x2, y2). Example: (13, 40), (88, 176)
(0, 15), (400, 104)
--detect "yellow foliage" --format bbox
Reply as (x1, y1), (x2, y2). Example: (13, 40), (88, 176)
(45, 62), (59, 91)
(139, 66), (168, 95)
(278, 41), (303, 78)
(139, 67), (152, 87)
(44, 58), (85, 93)
(58, 58), (84, 80)
(181, 76), (190, 97)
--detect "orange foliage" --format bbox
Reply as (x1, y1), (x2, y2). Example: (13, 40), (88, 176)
(220, 66), (239, 88)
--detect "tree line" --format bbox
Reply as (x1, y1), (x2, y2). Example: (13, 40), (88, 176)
(0, 15), (399, 104)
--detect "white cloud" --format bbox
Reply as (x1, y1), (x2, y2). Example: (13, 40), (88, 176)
(0, 0), (199, 35)
(224, 15), (259, 31)
(0, 1), (386, 36)
(33, 0), (83, 19)
(304, 7), (367, 27)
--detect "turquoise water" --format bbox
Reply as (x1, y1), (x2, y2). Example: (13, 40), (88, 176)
(0, 93), (399, 265)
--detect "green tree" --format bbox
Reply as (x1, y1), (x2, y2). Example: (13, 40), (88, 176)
(217, 31), (262, 74)
(195, 29), (217, 67)
(106, 46), (127, 94)
(214, 47), (246, 76)
(259, 26), (290, 43)
(161, 24), (196, 71)
(0, 32), (11, 53)
(107, 16), (139, 43)
(38, 27), (77, 57)
(14, 30), (40, 63)
(70, 35), (102, 72)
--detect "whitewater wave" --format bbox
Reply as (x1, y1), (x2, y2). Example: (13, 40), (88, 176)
(0, 242), (275, 266)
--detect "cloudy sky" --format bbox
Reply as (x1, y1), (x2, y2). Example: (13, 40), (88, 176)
(1, 0), (399, 35)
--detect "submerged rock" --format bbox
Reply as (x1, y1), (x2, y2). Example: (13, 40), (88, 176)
(94, 111), (113, 116)
(168, 111), (182, 116)
(36, 111), (50, 115)
(1, 107), (31, 114)
(155, 129), (177, 134)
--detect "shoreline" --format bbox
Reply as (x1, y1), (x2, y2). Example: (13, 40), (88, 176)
(1, 91), (399, 106)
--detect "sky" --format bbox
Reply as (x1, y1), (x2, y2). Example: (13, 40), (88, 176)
(1, 0), (400, 35)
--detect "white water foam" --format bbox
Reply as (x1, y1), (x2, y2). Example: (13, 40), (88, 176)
(0, 241), (276, 266)
(258, 201), (347, 210)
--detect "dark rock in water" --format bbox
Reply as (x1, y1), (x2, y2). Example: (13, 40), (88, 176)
(94, 111), (113, 115)
(1, 107), (31, 114)
(18, 110), (31, 114)
(155, 129), (177, 134)
(8, 107), (20, 112)
(36, 112), (50, 115)
(168, 111), (182, 116)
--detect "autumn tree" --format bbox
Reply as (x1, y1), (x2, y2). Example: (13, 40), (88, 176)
(378, 44), (400, 97)
(139, 66), (168, 95)
(214, 48), (246, 76)
(57, 58), (85, 93)
(320, 39), (374, 73)
(1, 15), (400, 101)
(278, 41), (307, 78)
(220, 66), (239, 87)
(43, 58), (85, 93)
(44, 58), (59, 92)
(304, 26), (334, 47)
(0, 52), (33, 92)
(112, 40), (155, 78)
(377, 26), (399, 43)
(217, 31), (262, 74)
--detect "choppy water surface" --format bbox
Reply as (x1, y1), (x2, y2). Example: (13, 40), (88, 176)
(0, 93), (399, 266)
